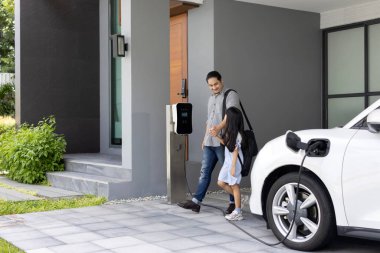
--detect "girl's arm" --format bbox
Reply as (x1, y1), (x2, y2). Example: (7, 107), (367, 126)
(230, 146), (238, 177)
(214, 135), (225, 145)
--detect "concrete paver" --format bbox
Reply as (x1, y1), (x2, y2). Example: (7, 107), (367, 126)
(0, 193), (380, 252)
(0, 186), (41, 201)
(0, 176), (82, 200)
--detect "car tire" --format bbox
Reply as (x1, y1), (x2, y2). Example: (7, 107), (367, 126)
(266, 172), (336, 251)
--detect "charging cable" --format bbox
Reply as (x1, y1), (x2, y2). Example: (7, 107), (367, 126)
(183, 144), (318, 247)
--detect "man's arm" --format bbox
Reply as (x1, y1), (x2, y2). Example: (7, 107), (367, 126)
(210, 115), (227, 136)
(211, 91), (240, 135)
(201, 123), (208, 150)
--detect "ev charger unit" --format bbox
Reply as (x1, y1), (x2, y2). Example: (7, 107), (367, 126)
(172, 103), (193, 135)
(166, 103), (192, 204)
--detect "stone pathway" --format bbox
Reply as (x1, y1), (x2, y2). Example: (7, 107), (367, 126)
(0, 193), (379, 253)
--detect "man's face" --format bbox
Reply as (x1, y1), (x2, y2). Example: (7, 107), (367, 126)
(207, 77), (223, 95)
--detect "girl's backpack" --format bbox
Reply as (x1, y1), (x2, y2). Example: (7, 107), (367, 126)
(222, 89), (258, 177)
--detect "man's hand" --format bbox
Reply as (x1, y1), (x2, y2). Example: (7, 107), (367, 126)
(209, 126), (220, 137)
(201, 141), (204, 150)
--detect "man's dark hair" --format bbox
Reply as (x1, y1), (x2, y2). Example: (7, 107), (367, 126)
(206, 71), (222, 82)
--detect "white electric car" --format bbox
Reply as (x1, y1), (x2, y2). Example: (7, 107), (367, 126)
(250, 99), (380, 251)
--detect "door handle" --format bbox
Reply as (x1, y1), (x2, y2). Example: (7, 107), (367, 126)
(177, 79), (187, 98)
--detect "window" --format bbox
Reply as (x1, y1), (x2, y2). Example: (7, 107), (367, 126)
(323, 19), (380, 128)
(110, 0), (122, 145)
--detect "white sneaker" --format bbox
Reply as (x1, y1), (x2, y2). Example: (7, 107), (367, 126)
(225, 210), (243, 221)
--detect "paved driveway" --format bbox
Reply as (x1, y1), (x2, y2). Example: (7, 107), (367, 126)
(0, 194), (379, 253)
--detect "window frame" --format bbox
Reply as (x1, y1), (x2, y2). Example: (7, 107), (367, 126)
(323, 18), (380, 128)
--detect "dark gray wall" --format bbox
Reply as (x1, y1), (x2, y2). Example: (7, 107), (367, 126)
(187, 0), (321, 190)
(214, 0), (322, 144)
(19, 0), (99, 153)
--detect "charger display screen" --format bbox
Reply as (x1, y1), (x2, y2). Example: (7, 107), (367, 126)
(175, 103), (192, 134)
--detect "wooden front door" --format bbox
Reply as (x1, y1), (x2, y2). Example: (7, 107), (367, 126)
(170, 13), (188, 104)
(170, 13), (189, 159)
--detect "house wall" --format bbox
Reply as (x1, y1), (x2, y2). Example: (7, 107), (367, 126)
(17, 0), (100, 153)
(121, 0), (170, 197)
(214, 0), (322, 142)
(186, 0), (322, 191)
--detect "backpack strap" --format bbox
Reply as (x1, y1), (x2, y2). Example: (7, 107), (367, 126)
(239, 99), (253, 131)
(238, 154), (243, 167)
(223, 89), (253, 131)
(222, 89), (235, 119)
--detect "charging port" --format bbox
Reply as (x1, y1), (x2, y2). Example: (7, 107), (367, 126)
(307, 139), (330, 157)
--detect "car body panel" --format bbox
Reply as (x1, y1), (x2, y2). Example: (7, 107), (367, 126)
(342, 129), (380, 229)
(249, 128), (360, 226)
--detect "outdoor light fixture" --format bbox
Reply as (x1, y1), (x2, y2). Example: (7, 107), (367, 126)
(112, 34), (128, 57)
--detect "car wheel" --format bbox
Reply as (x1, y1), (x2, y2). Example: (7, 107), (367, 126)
(266, 172), (335, 251)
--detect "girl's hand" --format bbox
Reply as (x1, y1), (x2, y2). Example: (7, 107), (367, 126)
(230, 166), (236, 177)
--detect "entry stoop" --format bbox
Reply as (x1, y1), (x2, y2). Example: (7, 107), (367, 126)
(47, 153), (132, 200)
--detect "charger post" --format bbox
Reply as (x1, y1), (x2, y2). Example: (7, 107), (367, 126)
(166, 103), (192, 204)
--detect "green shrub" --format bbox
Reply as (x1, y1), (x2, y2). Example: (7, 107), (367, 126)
(0, 120), (15, 134)
(0, 116), (66, 184)
(0, 115), (16, 135)
(0, 83), (15, 117)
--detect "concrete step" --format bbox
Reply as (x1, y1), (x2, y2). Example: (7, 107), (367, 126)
(46, 171), (130, 200)
(64, 160), (131, 180)
(64, 153), (131, 180)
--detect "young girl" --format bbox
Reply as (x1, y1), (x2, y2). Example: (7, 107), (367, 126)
(214, 107), (245, 221)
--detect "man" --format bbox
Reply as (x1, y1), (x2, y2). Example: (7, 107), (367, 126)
(178, 70), (240, 213)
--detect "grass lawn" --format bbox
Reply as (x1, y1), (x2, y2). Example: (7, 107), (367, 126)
(0, 195), (107, 252)
(0, 195), (106, 216)
(0, 238), (24, 253)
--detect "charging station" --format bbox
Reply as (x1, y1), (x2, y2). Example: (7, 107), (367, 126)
(166, 103), (192, 204)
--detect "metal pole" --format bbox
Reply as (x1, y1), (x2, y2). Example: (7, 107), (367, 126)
(166, 105), (187, 204)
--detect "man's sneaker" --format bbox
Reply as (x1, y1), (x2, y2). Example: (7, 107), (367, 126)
(225, 210), (243, 221)
(225, 203), (235, 214)
(177, 200), (200, 213)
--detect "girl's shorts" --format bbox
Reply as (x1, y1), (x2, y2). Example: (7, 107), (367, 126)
(218, 165), (241, 185)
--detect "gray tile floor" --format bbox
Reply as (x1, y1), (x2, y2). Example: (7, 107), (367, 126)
(1, 194), (380, 253)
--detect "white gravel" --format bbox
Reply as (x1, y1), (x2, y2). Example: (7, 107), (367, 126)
(104, 188), (251, 205)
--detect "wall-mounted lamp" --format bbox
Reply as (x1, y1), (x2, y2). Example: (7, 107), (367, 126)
(112, 34), (128, 57)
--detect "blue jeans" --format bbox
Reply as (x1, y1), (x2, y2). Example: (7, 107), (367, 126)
(193, 146), (234, 203)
